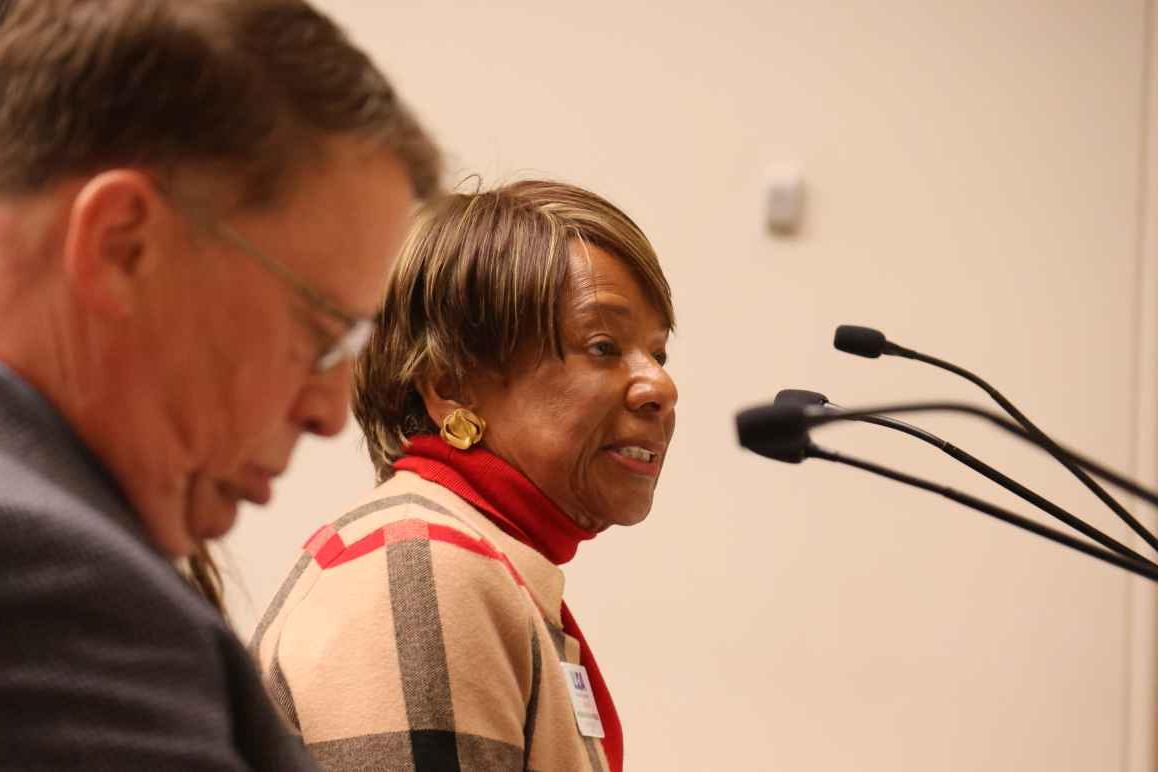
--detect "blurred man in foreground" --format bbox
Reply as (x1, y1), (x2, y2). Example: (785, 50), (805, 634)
(0, 0), (439, 767)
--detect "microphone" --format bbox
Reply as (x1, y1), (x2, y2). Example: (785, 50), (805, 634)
(833, 324), (1158, 553)
(741, 397), (1158, 507)
(774, 389), (948, 446)
(734, 403), (1158, 581)
(738, 400), (961, 451)
(834, 325), (903, 358)
(770, 390), (1155, 567)
(735, 403), (810, 463)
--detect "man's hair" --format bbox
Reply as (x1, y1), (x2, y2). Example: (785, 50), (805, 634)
(353, 179), (675, 482)
(0, 0), (440, 204)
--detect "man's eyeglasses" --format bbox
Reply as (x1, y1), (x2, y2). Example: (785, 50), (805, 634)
(161, 190), (375, 373)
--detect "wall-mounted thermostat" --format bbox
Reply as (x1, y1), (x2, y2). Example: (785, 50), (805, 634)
(766, 168), (805, 236)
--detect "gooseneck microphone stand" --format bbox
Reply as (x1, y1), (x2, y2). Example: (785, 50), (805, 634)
(809, 444), (1158, 582)
(768, 390), (1155, 567)
(834, 325), (1158, 554)
(735, 326), (1158, 581)
(736, 409), (1158, 582)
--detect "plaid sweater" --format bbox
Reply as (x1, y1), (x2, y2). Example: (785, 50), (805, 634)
(251, 469), (613, 771)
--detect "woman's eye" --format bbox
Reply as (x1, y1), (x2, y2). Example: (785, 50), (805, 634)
(589, 340), (618, 357)
(654, 350), (668, 366)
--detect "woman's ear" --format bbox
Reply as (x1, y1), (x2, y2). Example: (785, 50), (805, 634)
(416, 373), (473, 429)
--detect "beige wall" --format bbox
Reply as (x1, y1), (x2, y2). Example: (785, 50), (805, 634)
(224, 1), (1158, 769)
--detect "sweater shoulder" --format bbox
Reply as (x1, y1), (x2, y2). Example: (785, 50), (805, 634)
(253, 472), (534, 671)
(259, 476), (543, 750)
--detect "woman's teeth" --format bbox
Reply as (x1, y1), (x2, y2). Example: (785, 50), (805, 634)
(615, 446), (656, 462)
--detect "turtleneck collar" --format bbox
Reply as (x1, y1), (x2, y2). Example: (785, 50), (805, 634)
(393, 434), (596, 564)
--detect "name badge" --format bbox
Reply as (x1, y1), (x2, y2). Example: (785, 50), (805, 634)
(561, 663), (605, 738)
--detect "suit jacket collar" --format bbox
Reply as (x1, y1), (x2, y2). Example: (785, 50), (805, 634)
(0, 360), (148, 549)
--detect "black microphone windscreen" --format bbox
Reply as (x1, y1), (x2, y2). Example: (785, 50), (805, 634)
(774, 389), (828, 408)
(834, 325), (887, 358)
(735, 404), (810, 462)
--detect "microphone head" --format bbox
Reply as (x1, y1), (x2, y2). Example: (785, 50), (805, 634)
(735, 404), (811, 463)
(834, 325), (887, 358)
(774, 389), (828, 408)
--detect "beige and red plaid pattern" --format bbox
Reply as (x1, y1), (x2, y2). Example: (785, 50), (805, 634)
(251, 471), (611, 771)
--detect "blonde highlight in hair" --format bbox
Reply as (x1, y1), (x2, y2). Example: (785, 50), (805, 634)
(354, 179), (673, 482)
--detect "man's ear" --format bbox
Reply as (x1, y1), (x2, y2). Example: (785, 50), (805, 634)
(62, 170), (168, 317)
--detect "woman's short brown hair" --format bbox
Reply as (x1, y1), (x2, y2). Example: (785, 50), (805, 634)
(354, 179), (674, 482)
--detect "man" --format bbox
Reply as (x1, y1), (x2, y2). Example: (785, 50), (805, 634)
(0, 0), (439, 768)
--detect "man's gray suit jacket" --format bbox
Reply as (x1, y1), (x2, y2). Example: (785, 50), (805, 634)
(0, 363), (317, 771)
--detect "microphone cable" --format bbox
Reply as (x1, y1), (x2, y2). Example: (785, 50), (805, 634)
(770, 390), (1157, 568)
(833, 324), (1158, 553)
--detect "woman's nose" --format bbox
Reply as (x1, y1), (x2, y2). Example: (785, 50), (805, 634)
(626, 357), (678, 416)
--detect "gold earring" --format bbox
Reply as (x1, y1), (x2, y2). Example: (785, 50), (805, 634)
(440, 407), (486, 450)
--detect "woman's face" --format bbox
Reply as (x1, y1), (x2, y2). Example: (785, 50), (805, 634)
(470, 242), (677, 531)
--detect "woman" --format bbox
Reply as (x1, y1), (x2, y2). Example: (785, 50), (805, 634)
(252, 180), (677, 771)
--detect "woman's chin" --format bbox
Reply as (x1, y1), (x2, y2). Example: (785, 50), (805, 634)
(603, 503), (653, 529)
(568, 483), (657, 531)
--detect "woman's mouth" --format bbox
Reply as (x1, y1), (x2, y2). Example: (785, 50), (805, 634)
(616, 445), (656, 463)
(604, 444), (662, 476)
